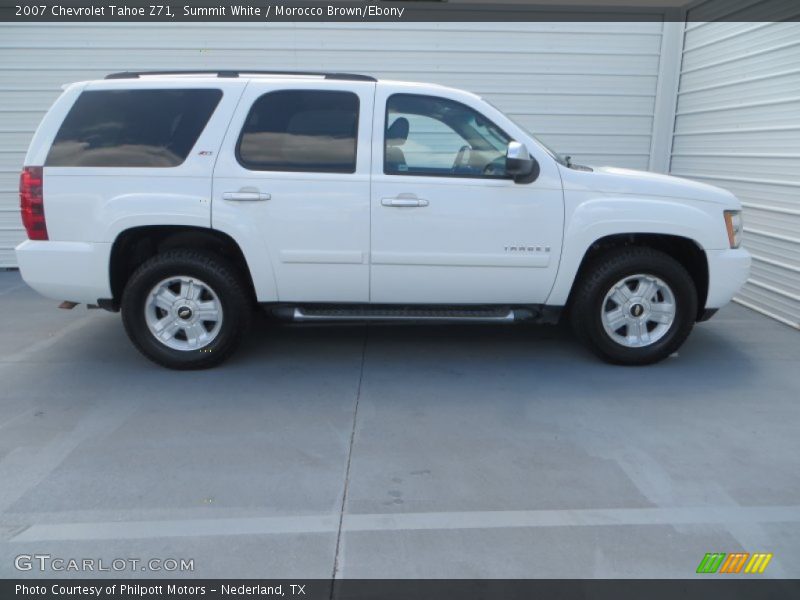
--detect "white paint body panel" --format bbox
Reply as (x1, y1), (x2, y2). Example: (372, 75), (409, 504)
(211, 79), (375, 303)
(15, 74), (751, 317)
(370, 82), (564, 304)
(16, 240), (111, 303)
(547, 164), (746, 307)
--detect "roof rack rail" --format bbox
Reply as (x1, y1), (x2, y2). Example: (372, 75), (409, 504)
(105, 70), (377, 82)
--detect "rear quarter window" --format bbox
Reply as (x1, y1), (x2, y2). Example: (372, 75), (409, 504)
(46, 88), (223, 167)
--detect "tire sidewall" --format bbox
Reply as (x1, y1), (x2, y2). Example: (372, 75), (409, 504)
(122, 254), (246, 369)
(581, 253), (697, 365)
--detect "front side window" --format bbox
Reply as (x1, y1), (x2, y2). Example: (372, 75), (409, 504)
(47, 89), (222, 167)
(237, 90), (359, 173)
(385, 94), (511, 178)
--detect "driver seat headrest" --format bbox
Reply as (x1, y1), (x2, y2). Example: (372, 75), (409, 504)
(387, 117), (409, 146)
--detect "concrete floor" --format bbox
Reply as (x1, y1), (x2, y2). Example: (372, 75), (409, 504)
(0, 269), (798, 579)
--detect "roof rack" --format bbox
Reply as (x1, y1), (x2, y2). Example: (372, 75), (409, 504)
(105, 70), (377, 82)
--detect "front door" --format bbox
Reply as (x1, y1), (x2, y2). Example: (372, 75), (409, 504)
(369, 87), (564, 305)
(213, 81), (374, 302)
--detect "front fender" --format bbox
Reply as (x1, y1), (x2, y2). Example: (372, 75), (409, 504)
(546, 194), (725, 306)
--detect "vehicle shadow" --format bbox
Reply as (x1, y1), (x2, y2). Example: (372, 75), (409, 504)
(232, 313), (756, 400)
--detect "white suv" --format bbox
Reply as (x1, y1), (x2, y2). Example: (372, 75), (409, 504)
(16, 70), (751, 369)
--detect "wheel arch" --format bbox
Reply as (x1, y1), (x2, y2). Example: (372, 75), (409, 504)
(561, 233), (709, 321)
(107, 225), (261, 310)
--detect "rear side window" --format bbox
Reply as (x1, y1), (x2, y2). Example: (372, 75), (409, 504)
(46, 89), (223, 167)
(237, 90), (359, 173)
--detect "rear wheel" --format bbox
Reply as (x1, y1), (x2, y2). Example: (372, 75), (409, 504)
(570, 247), (697, 365)
(121, 249), (252, 369)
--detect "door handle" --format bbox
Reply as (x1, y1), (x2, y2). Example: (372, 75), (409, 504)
(381, 196), (429, 207)
(223, 191), (271, 201)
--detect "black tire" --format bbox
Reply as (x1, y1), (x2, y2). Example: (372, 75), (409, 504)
(570, 247), (697, 365)
(121, 249), (252, 369)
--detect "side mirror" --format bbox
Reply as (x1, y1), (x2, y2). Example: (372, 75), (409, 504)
(506, 141), (539, 183)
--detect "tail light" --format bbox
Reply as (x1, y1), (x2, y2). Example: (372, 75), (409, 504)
(20, 166), (48, 240)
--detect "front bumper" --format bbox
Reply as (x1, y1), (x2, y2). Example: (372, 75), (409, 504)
(15, 240), (112, 304)
(705, 247), (751, 310)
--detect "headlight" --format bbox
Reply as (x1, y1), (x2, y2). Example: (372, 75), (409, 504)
(724, 210), (743, 249)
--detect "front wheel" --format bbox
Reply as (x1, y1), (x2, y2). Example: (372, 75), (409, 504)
(121, 249), (252, 369)
(570, 247), (698, 365)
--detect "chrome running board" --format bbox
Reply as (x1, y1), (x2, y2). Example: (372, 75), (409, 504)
(292, 306), (516, 324)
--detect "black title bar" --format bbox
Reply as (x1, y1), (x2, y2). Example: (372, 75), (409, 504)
(2, 0), (800, 22)
(5, 579), (800, 600)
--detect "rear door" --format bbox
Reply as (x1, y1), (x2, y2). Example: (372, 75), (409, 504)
(212, 80), (374, 302)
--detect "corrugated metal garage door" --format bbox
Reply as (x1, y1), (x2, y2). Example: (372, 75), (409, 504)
(0, 20), (667, 267)
(670, 1), (800, 329)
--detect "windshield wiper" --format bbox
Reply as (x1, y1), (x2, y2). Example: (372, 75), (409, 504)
(561, 155), (593, 172)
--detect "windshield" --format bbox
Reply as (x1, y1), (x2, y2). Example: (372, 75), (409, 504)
(483, 99), (570, 167)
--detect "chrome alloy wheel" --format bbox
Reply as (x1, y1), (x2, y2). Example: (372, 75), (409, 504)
(601, 274), (676, 348)
(144, 276), (223, 351)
